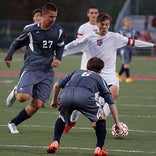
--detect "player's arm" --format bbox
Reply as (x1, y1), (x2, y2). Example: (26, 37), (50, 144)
(77, 24), (85, 38)
(51, 82), (61, 108)
(128, 38), (155, 47)
(55, 28), (65, 61)
(52, 29), (65, 68)
(50, 71), (75, 108)
(4, 31), (29, 68)
(63, 35), (88, 57)
(115, 32), (155, 49)
(99, 78), (122, 130)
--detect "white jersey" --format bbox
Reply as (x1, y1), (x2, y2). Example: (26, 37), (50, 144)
(77, 22), (98, 69)
(64, 31), (154, 86)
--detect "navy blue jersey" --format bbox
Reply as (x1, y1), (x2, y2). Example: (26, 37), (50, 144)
(5, 23), (65, 71)
(58, 70), (114, 105)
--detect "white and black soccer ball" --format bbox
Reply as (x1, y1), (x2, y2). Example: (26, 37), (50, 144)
(111, 122), (128, 139)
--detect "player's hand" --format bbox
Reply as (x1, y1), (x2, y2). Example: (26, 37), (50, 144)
(50, 101), (58, 108)
(51, 59), (61, 67)
(5, 61), (11, 68)
(115, 122), (122, 133)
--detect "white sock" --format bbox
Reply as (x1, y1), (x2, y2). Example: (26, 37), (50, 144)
(70, 110), (81, 122)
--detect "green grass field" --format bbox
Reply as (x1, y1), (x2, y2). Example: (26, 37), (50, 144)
(0, 52), (156, 156)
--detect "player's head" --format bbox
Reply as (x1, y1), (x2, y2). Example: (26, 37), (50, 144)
(87, 57), (104, 73)
(87, 6), (99, 24)
(32, 9), (42, 23)
(123, 16), (132, 29)
(42, 2), (58, 14)
(96, 13), (112, 35)
(41, 3), (58, 28)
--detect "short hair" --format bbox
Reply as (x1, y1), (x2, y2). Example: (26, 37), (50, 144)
(32, 9), (42, 17)
(123, 16), (132, 23)
(87, 6), (99, 13)
(87, 57), (104, 73)
(42, 2), (58, 14)
(96, 13), (112, 23)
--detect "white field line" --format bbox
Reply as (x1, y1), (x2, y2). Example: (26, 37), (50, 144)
(1, 109), (156, 118)
(0, 144), (155, 154)
(122, 103), (156, 108)
(0, 124), (156, 133)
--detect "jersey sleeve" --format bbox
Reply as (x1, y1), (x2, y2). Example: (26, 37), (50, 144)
(77, 24), (85, 38)
(63, 34), (88, 56)
(114, 32), (129, 49)
(55, 28), (65, 61)
(4, 30), (29, 61)
(98, 77), (115, 104)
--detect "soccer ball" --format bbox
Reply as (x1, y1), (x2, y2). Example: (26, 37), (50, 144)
(111, 122), (128, 139)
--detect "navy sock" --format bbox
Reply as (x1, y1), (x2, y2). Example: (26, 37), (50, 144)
(10, 109), (30, 126)
(95, 120), (106, 148)
(119, 65), (124, 75)
(53, 118), (65, 143)
(125, 68), (130, 78)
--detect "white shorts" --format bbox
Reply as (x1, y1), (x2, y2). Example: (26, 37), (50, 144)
(100, 72), (119, 88)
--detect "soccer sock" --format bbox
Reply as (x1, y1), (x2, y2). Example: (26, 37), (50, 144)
(125, 68), (130, 78)
(95, 120), (106, 148)
(53, 118), (65, 143)
(70, 110), (81, 122)
(10, 108), (31, 126)
(119, 65), (124, 75)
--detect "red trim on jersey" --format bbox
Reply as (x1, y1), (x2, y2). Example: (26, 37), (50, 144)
(132, 39), (135, 46)
(77, 33), (83, 38)
(127, 38), (130, 45)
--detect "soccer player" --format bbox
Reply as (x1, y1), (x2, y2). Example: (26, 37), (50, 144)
(77, 6), (99, 69)
(117, 17), (137, 83)
(63, 13), (156, 131)
(32, 8), (42, 24)
(63, 6), (99, 133)
(4, 2), (65, 134)
(47, 57), (122, 156)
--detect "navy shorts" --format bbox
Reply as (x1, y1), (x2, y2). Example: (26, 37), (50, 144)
(120, 47), (132, 64)
(16, 67), (54, 102)
(58, 87), (103, 125)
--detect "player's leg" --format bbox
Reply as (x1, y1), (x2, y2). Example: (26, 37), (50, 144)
(8, 71), (54, 134)
(47, 90), (73, 153)
(63, 110), (81, 133)
(125, 50), (133, 82)
(47, 117), (65, 153)
(79, 96), (108, 156)
(8, 98), (43, 134)
(94, 119), (108, 156)
(7, 73), (33, 134)
(117, 49), (125, 82)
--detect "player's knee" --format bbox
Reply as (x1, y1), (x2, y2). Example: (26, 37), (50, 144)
(16, 93), (30, 102)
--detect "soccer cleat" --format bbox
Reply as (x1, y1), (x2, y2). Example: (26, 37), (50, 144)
(8, 122), (19, 134)
(63, 122), (76, 133)
(6, 86), (17, 107)
(125, 77), (133, 83)
(94, 147), (108, 156)
(47, 140), (59, 153)
(116, 73), (122, 82)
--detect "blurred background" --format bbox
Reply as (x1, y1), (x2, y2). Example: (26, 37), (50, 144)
(0, 0), (156, 56)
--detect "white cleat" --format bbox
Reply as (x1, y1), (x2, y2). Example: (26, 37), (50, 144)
(8, 122), (19, 134)
(6, 86), (17, 107)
